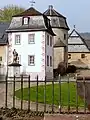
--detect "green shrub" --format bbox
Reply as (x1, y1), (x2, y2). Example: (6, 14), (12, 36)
(66, 65), (76, 73)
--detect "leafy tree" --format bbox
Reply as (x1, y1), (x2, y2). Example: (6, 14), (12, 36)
(0, 5), (25, 22)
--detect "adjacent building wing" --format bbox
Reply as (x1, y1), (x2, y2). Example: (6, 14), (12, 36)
(68, 29), (90, 52)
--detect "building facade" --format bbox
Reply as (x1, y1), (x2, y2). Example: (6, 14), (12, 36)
(6, 7), (55, 80)
(68, 29), (90, 68)
(0, 22), (9, 75)
(44, 5), (69, 69)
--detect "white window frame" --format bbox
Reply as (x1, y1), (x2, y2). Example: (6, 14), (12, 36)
(28, 55), (35, 66)
(28, 34), (35, 44)
(23, 17), (29, 25)
(15, 35), (21, 45)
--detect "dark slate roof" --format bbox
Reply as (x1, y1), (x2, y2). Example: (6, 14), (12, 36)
(79, 33), (90, 50)
(0, 22), (10, 45)
(13, 7), (43, 17)
(7, 7), (55, 36)
(44, 5), (65, 18)
(43, 5), (69, 30)
(54, 39), (66, 47)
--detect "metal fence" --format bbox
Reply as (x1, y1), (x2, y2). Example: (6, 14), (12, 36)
(0, 74), (90, 114)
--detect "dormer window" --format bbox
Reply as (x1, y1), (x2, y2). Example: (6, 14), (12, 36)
(23, 17), (29, 25)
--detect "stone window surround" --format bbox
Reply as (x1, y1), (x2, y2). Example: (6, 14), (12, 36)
(15, 34), (21, 45)
(28, 34), (35, 44)
(28, 55), (35, 66)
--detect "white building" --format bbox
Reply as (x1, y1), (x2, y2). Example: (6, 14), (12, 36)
(6, 7), (55, 80)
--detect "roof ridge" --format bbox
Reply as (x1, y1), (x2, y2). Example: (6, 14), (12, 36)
(13, 7), (43, 17)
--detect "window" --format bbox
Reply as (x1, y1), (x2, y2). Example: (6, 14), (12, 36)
(68, 54), (71, 59)
(47, 34), (49, 45)
(50, 56), (52, 66)
(64, 34), (66, 40)
(28, 34), (35, 44)
(15, 35), (21, 44)
(0, 56), (2, 61)
(23, 17), (29, 25)
(47, 55), (49, 66)
(28, 55), (35, 66)
(81, 54), (85, 58)
(50, 36), (52, 47)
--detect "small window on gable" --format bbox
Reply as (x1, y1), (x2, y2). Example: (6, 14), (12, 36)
(47, 34), (49, 45)
(28, 34), (35, 44)
(0, 56), (2, 61)
(15, 35), (21, 45)
(23, 17), (29, 25)
(68, 54), (71, 59)
(81, 54), (85, 58)
(64, 34), (66, 40)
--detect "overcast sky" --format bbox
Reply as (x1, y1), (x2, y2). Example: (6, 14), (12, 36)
(0, 0), (90, 32)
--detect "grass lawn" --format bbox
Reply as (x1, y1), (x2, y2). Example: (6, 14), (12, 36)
(15, 82), (84, 107)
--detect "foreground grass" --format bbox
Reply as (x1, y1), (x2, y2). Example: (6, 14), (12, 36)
(15, 82), (84, 107)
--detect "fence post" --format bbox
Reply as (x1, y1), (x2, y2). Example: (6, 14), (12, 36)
(28, 75), (30, 111)
(76, 74), (78, 113)
(21, 75), (23, 110)
(44, 76), (46, 112)
(67, 74), (70, 113)
(59, 74), (61, 113)
(36, 75), (38, 112)
(5, 74), (8, 108)
(13, 75), (15, 108)
(83, 76), (86, 113)
(52, 77), (54, 113)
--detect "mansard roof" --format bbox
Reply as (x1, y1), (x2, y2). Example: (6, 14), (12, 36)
(44, 5), (65, 18)
(43, 5), (69, 30)
(0, 22), (10, 45)
(7, 7), (55, 36)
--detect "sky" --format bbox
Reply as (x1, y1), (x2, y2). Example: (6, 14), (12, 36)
(0, 0), (90, 33)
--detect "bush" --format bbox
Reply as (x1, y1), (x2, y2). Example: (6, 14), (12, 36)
(53, 62), (66, 78)
(66, 65), (76, 73)
(57, 62), (66, 76)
